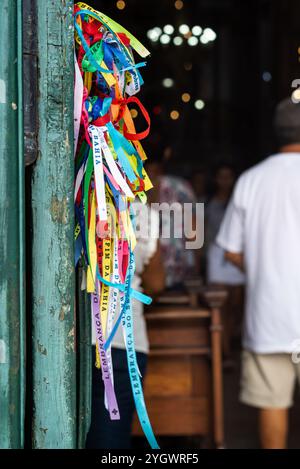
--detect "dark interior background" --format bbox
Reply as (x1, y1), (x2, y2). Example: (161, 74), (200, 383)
(87, 0), (300, 177)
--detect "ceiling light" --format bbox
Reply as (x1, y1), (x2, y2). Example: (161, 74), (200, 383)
(153, 27), (162, 35)
(160, 34), (171, 44)
(173, 36), (183, 46)
(194, 99), (205, 110)
(162, 78), (174, 88)
(188, 36), (198, 46)
(203, 27), (217, 42)
(179, 24), (189, 35)
(164, 24), (175, 35)
(147, 29), (160, 42)
(192, 26), (202, 36)
(200, 35), (210, 44)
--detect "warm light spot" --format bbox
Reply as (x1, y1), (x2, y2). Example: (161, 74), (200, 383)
(170, 110), (180, 120)
(175, 0), (184, 10)
(182, 93), (191, 103)
(184, 62), (193, 71)
(130, 109), (138, 118)
(184, 31), (192, 39)
(116, 0), (126, 10)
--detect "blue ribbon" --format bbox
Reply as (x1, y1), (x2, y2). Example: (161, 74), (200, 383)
(96, 267), (152, 308)
(119, 251), (159, 449)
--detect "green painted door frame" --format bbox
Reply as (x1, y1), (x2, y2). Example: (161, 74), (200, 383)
(0, 0), (25, 450)
(31, 0), (77, 449)
(0, 0), (91, 448)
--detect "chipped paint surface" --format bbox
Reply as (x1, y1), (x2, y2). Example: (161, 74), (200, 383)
(58, 304), (70, 321)
(0, 339), (6, 364)
(50, 195), (68, 224)
(31, 0), (76, 449)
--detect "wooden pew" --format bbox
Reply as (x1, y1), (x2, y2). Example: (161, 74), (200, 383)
(132, 288), (227, 448)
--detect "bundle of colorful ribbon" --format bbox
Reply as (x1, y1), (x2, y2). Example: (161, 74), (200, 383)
(74, 3), (159, 449)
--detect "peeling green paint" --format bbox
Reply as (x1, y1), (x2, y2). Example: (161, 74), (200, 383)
(58, 304), (70, 321)
(39, 427), (48, 435)
(50, 195), (68, 224)
(37, 341), (47, 356)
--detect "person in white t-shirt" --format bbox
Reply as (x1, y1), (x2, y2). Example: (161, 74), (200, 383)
(217, 97), (300, 449)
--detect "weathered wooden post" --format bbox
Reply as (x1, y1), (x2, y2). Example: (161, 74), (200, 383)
(0, 0), (25, 449)
(77, 264), (92, 449)
(31, 0), (76, 448)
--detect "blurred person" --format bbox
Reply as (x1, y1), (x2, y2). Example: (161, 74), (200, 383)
(206, 164), (245, 361)
(86, 205), (165, 449)
(192, 168), (209, 278)
(147, 157), (197, 290)
(217, 97), (300, 449)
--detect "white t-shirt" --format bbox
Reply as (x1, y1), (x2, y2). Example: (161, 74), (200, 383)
(217, 153), (300, 353)
(92, 205), (159, 354)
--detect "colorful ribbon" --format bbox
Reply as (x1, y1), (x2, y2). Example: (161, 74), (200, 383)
(74, 3), (158, 449)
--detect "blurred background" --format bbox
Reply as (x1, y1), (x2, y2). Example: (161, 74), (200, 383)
(86, 0), (300, 449)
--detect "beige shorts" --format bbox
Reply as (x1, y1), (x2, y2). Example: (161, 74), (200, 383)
(240, 350), (300, 409)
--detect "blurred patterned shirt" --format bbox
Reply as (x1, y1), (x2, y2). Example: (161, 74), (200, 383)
(158, 175), (196, 289)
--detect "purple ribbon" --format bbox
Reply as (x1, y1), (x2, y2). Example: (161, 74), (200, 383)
(91, 286), (120, 420)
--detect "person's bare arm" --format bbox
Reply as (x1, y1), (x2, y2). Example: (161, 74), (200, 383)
(142, 243), (165, 297)
(225, 251), (244, 272)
